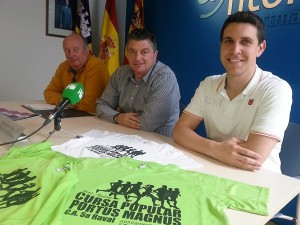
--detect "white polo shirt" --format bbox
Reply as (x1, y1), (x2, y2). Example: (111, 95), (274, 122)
(185, 66), (292, 173)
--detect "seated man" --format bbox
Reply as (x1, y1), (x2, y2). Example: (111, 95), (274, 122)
(173, 11), (292, 173)
(96, 29), (180, 137)
(44, 33), (110, 113)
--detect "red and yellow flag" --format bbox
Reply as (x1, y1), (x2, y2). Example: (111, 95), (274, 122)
(99, 0), (120, 75)
(75, 0), (93, 52)
(123, 0), (144, 65)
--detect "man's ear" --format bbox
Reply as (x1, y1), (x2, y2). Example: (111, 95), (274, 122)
(257, 40), (266, 57)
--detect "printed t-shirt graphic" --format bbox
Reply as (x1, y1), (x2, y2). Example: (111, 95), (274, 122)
(52, 130), (202, 170)
(0, 168), (40, 209)
(0, 142), (78, 225)
(62, 157), (269, 225)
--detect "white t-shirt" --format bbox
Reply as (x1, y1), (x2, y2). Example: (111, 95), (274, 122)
(185, 66), (292, 173)
(52, 130), (203, 171)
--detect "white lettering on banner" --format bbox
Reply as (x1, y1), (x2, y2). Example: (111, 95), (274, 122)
(228, 0), (294, 15)
(198, 0), (295, 19)
(264, 11), (300, 26)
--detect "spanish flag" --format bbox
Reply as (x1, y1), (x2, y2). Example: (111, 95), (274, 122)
(75, 0), (93, 52)
(99, 0), (120, 75)
(123, 0), (144, 65)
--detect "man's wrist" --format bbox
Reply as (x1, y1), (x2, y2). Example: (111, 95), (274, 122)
(113, 113), (120, 124)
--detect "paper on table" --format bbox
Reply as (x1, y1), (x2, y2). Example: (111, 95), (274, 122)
(17, 133), (28, 142)
(0, 108), (40, 121)
(22, 104), (56, 111)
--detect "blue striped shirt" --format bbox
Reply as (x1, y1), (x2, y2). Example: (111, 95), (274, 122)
(96, 61), (180, 137)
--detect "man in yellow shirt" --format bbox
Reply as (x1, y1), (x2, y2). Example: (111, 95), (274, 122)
(44, 33), (110, 113)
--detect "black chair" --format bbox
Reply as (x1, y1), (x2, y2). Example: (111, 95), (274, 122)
(179, 102), (186, 116)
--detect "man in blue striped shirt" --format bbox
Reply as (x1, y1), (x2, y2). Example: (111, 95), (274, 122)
(96, 29), (180, 137)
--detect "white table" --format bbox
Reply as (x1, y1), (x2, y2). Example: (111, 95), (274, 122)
(1, 100), (300, 225)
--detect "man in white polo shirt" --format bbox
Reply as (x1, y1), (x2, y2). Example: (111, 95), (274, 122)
(173, 11), (292, 173)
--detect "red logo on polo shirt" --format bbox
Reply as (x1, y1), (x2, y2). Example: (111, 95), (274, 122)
(248, 99), (254, 105)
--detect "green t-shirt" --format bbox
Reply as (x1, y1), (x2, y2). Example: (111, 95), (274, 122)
(0, 142), (78, 225)
(0, 143), (269, 225)
(62, 157), (269, 225)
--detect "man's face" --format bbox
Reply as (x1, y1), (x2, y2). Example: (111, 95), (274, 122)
(127, 39), (158, 80)
(220, 22), (266, 78)
(63, 35), (89, 72)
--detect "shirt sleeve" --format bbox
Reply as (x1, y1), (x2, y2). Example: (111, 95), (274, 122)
(184, 79), (206, 120)
(250, 78), (292, 141)
(139, 69), (180, 132)
(76, 57), (110, 113)
(188, 171), (270, 216)
(95, 70), (121, 122)
(43, 63), (66, 105)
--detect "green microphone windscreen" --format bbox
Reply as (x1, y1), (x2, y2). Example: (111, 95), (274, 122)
(62, 82), (84, 104)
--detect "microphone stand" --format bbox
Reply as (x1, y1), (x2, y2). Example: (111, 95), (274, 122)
(43, 112), (82, 142)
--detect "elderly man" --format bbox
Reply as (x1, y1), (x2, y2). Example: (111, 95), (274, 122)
(44, 33), (110, 113)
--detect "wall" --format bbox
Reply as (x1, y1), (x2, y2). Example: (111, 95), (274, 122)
(0, 0), (126, 101)
(1, 0), (299, 124)
(143, 0), (300, 124)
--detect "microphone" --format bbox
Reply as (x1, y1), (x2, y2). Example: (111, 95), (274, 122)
(43, 82), (84, 126)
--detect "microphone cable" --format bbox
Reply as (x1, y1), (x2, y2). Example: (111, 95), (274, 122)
(0, 83), (85, 147)
(0, 123), (46, 147)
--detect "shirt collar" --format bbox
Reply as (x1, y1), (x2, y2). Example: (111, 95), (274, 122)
(217, 65), (262, 96)
(242, 65), (263, 95)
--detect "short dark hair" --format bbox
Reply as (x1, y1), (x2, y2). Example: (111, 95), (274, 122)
(220, 11), (265, 44)
(127, 28), (157, 51)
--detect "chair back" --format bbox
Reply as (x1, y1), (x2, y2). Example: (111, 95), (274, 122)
(179, 102), (186, 116)
(279, 122), (300, 177)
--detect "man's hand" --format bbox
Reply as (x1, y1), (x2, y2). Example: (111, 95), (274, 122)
(212, 137), (262, 171)
(117, 113), (140, 129)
